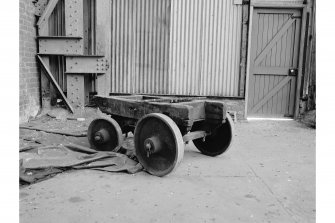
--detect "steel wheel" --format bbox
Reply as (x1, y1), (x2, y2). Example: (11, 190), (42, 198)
(88, 117), (123, 151)
(192, 113), (234, 156)
(134, 113), (184, 177)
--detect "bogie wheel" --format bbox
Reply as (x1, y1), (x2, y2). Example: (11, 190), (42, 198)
(192, 113), (234, 156)
(134, 113), (184, 177)
(88, 117), (123, 151)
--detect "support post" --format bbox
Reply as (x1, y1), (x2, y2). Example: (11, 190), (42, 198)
(65, 0), (85, 108)
(95, 0), (112, 96)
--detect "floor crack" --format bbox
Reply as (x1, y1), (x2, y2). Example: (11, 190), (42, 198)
(247, 164), (298, 223)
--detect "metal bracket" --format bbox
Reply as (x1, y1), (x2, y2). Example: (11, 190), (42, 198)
(34, 0), (49, 16)
(38, 36), (83, 55)
(37, 55), (74, 113)
(37, 0), (59, 32)
(65, 56), (109, 73)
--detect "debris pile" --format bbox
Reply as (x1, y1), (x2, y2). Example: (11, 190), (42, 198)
(19, 108), (142, 185)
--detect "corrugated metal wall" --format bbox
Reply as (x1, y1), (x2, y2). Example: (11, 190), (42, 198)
(111, 0), (171, 94)
(110, 0), (242, 97)
(169, 0), (242, 96)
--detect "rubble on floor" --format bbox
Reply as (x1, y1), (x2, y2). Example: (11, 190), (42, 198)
(300, 109), (316, 128)
(19, 108), (143, 185)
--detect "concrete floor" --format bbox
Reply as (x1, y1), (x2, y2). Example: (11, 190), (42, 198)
(20, 120), (315, 223)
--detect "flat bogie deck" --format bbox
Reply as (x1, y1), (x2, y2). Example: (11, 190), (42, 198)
(88, 94), (234, 176)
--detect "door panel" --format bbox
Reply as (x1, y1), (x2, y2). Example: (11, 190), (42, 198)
(248, 9), (301, 117)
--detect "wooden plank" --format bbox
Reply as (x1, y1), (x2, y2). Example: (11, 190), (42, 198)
(258, 75), (265, 114)
(271, 13), (278, 67)
(276, 76), (284, 114)
(244, 6), (255, 118)
(294, 7), (306, 118)
(271, 76), (279, 114)
(261, 13), (268, 67)
(204, 101), (227, 120)
(266, 14), (273, 67)
(255, 17), (296, 66)
(253, 71), (261, 110)
(280, 15), (288, 68)
(261, 76), (267, 113)
(250, 0), (305, 8)
(293, 16), (302, 67)
(37, 55), (74, 113)
(268, 74), (276, 114)
(288, 77), (296, 115)
(251, 76), (292, 113)
(285, 19), (293, 67)
(93, 95), (196, 126)
(275, 14), (283, 67)
(251, 12), (259, 106)
(281, 76), (289, 114)
(263, 75), (269, 113)
(253, 66), (289, 75)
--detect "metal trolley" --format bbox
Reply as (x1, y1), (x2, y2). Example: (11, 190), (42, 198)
(87, 94), (234, 177)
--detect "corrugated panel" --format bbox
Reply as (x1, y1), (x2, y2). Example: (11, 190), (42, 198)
(169, 0), (242, 96)
(111, 0), (171, 94)
(111, 0), (242, 97)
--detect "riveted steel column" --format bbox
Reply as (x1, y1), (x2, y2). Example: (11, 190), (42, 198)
(95, 0), (112, 96)
(65, 0), (85, 108)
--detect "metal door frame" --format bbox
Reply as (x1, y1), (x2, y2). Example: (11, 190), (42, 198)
(244, 1), (308, 118)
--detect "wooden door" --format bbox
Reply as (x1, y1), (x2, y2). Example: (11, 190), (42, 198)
(247, 9), (301, 117)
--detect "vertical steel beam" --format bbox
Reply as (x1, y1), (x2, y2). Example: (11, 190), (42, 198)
(95, 0), (112, 96)
(67, 75), (85, 108)
(65, 0), (85, 108)
(244, 5), (254, 118)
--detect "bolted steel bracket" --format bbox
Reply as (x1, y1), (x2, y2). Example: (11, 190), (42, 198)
(65, 56), (109, 74)
(34, 0), (49, 16)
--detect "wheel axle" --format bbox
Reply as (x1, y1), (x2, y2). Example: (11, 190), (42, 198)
(93, 129), (110, 144)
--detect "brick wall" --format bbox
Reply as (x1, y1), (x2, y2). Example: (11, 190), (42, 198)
(20, 0), (40, 123)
